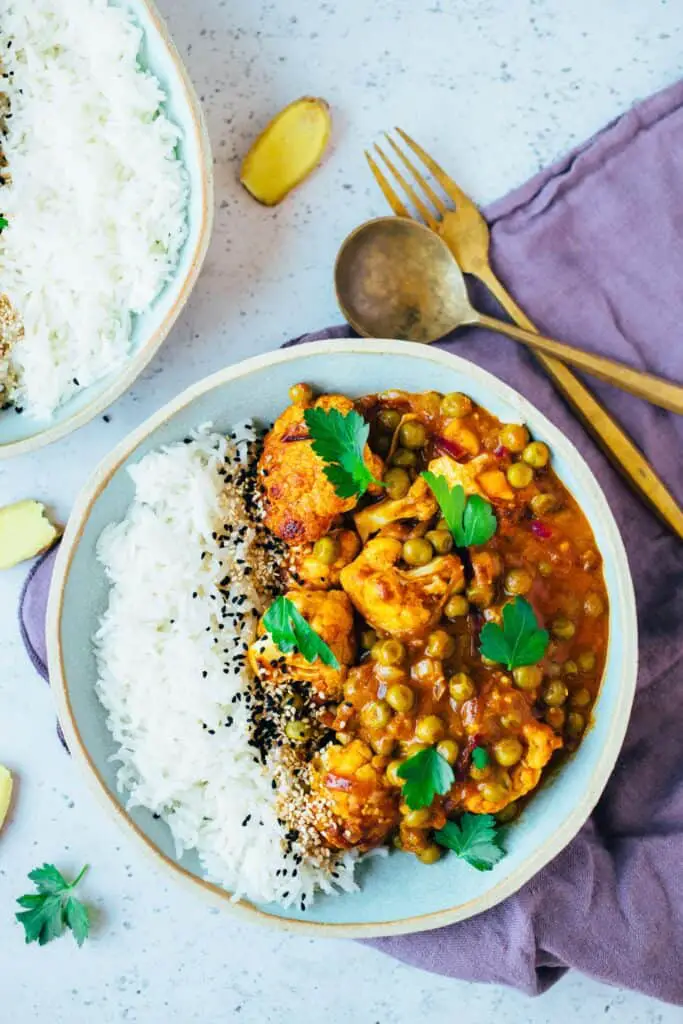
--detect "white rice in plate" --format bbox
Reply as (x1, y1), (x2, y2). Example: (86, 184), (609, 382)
(0, 0), (188, 419)
(94, 426), (361, 908)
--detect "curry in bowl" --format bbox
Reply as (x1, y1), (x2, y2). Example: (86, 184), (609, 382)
(254, 384), (608, 870)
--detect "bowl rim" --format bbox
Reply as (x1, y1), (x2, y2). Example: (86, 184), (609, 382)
(46, 338), (638, 938)
(0, 0), (214, 459)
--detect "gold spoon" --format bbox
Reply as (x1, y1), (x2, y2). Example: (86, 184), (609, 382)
(335, 217), (683, 414)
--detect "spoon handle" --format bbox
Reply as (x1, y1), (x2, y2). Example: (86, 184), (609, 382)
(476, 313), (683, 414)
(477, 269), (683, 538)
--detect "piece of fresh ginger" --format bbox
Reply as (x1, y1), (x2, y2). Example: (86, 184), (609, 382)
(240, 97), (331, 205)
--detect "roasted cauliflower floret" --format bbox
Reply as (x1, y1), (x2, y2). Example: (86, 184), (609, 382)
(354, 475), (438, 543)
(248, 588), (356, 701)
(309, 739), (399, 851)
(259, 392), (383, 544)
(340, 536), (465, 641)
(453, 679), (562, 815)
(288, 529), (361, 590)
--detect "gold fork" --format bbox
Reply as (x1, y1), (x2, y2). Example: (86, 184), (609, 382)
(366, 129), (683, 539)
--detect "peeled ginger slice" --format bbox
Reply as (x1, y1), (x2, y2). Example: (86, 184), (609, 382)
(0, 500), (60, 569)
(240, 97), (331, 205)
(0, 766), (13, 832)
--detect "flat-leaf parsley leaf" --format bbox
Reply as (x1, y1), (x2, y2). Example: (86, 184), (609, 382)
(471, 746), (490, 770)
(262, 595), (340, 669)
(435, 814), (505, 871)
(0, 216), (8, 232)
(304, 407), (383, 499)
(16, 864), (90, 947)
(422, 472), (497, 547)
(479, 595), (549, 669)
(397, 747), (454, 810)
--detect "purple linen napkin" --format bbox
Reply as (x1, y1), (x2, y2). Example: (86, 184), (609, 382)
(21, 81), (683, 1002)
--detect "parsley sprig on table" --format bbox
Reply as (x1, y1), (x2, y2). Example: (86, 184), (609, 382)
(435, 814), (505, 872)
(262, 595), (340, 669)
(479, 596), (549, 669)
(397, 747), (454, 810)
(304, 407), (383, 499)
(422, 472), (497, 547)
(16, 864), (90, 947)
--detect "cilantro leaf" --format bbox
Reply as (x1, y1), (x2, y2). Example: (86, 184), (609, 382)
(397, 747), (454, 810)
(435, 814), (506, 871)
(471, 746), (490, 770)
(422, 472), (496, 547)
(28, 863), (70, 895)
(304, 407), (383, 499)
(16, 864), (90, 946)
(422, 471), (465, 537)
(64, 897), (90, 947)
(0, 215), (8, 231)
(461, 494), (498, 546)
(479, 596), (549, 669)
(262, 595), (340, 670)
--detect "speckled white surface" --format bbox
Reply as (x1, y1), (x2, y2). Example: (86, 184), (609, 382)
(2, 1), (683, 1020)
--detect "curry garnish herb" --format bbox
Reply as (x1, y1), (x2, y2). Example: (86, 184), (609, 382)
(479, 596), (549, 670)
(435, 814), (505, 872)
(262, 595), (340, 669)
(304, 407), (383, 499)
(16, 864), (90, 947)
(471, 746), (490, 770)
(421, 472), (497, 547)
(397, 747), (454, 810)
(0, 216), (7, 232)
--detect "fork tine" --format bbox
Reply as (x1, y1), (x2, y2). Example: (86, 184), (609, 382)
(394, 127), (475, 212)
(364, 150), (410, 218)
(373, 144), (440, 231)
(384, 134), (447, 215)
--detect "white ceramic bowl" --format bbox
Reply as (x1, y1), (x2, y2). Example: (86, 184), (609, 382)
(47, 340), (638, 937)
(0, 0), (213, 458)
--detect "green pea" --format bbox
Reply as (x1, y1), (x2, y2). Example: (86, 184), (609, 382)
(441, 392), (472, 418)
(425, 529), (454, 554)
(285, 720), (312, 743)
(543, 680), (568, 706)
(551, 616), (576, 640)
(361, 699), (392, 730)
(530, 493), (557, 516)
(372, 639), (406, 666)
(402, 538), (434, 566)
(399, 420), (428, 450)
(522, 441), (549, 468)
(384, 467), (411, 500)
(391, 447), (418, 468)
(313, 535), (340, 565)
(512, 665), (542, 690)
(507, 462), (534, 489)
(566, 712), (585, 737)
(449, 672), (475, 702)
(445, 594), (469, 618)
(505, 568), (533, 595)
(377, 408), (401, 432)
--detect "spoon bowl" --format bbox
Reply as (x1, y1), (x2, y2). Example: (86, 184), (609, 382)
(334, 216), (683, 414)
(335, 217), (474, 343)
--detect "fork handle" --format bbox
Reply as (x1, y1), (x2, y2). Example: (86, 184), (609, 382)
(475, 312), (683, 414)
(477, 267), (683, 538)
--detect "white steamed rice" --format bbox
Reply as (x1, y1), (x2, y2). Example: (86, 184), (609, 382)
(94, 426), (359, 907)
(0, 0), (188, 418)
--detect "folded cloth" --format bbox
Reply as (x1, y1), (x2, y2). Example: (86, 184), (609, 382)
(20, 80), (683, 1003)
